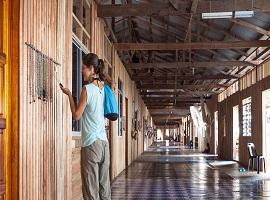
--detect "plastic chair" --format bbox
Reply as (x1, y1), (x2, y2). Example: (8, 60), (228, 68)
(247, 143), (266, 173)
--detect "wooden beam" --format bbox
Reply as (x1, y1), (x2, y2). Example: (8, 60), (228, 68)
(145, 102), (195, 106)
(145, 101), (200, 105)
(134, 74), (239, 81)
(190, 16), (244, 41)
(141, 91), (216, 96)
(135, 16), (240, 60)
(188, 16), (248, 57)
(104, 19), (117, 43)
(147, 105), (191, 109)
(151, 112), (187, 116)
(145, 100), (201, 104)
(149, 108), (189, 113)
(128, 61), (255, 69)
(138, 83), (226, 89)
(98, 0), (270, 17)
(151, 114), (188, 119)
(155, 121), (180, 124)
(143, 94), (200, 98)
(152, 116), (183, 120)
(155, 124), (179, 128)
(114, 40), (270, 50)
(184, 0), (199, 41)
(98, 3), (168, 17)
(143, 96), (202, 101)
(230, 18), (270, 37)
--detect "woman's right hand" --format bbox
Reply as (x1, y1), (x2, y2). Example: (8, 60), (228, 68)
(59, 84), (71, 96)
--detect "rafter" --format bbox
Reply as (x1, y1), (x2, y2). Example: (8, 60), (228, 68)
(98, 0), (270, 17)
(135, 17), (240, 60)
(128, 60), (255, 69)
(114, 40), (270, 51)
(147, 105), (192, 109)
(139, 16), (242, 59)
(184, 0), (199, 41)
(138, 83), (226, 89)
(143, 96), (203, 100)
(150, 108), (188, 112)
(133, 74), (239, 81)
(230, 18), (270, 37)
(153, 15), (248, 57)
(140, 91), (217, 96)
(145, 102), (196, 106)
(144, 99), (201, 104)
(152, 116), (183, 120)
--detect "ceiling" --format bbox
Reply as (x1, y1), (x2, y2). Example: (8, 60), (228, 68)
(97, 0), (270, 127)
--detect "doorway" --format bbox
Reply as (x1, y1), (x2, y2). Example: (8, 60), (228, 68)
(233, 105), (240, 161)
(262, 89), (270, 171)
(125, 97), (129, 167)
(214, 111), (218, 155)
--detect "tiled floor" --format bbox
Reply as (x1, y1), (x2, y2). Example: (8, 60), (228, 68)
(111, 141), (270, 200)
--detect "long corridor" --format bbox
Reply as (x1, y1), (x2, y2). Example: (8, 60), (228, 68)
(111, 141), (270, 200)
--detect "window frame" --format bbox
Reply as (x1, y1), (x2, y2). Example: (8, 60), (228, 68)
(71, 38), (89, 136)
(118, 78), (123, 137)
(242, 96), (252, 137)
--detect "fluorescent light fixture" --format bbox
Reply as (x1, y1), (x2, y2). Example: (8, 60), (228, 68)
(202, 12), (233, 19)
(234, 10), (254, 18)
(202, 10), (255, 19)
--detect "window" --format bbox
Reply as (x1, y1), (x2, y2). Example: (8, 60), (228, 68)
(242, 97), (252, 136)
(118, 79), (123, 136)
(223, 116), (226, 137)
(72, 0), (91, 50)
(72, 40), (87, 134)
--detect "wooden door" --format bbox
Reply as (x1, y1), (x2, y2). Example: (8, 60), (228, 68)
(125, 97), (128, 167)
(0, 1), (6, 199)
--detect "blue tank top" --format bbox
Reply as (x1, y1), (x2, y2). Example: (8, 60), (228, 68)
(81, 83), (108, 147)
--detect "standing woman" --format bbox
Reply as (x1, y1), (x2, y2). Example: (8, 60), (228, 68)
(60, 53), (111, 200)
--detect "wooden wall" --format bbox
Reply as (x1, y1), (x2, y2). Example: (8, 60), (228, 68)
(19, 0), (72, 200)
(71, 1), (154, 199)
(217, 77), (269, 164)
(111, 52), (152, 179)
(205, 60), (270, 166)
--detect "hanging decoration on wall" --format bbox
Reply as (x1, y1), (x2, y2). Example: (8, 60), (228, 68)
(131, 110), (139, 140)
(26, 42), (60, 103)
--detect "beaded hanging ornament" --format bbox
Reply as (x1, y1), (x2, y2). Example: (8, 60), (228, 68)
(25, 42), (60, 103)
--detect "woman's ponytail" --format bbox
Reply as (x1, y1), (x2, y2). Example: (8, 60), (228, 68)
(97, 59), (106, 81)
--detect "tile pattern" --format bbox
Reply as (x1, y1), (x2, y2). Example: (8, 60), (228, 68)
(111, 141), (270, 199)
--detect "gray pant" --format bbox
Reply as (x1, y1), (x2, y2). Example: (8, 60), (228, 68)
(81, 139), (111, 200)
